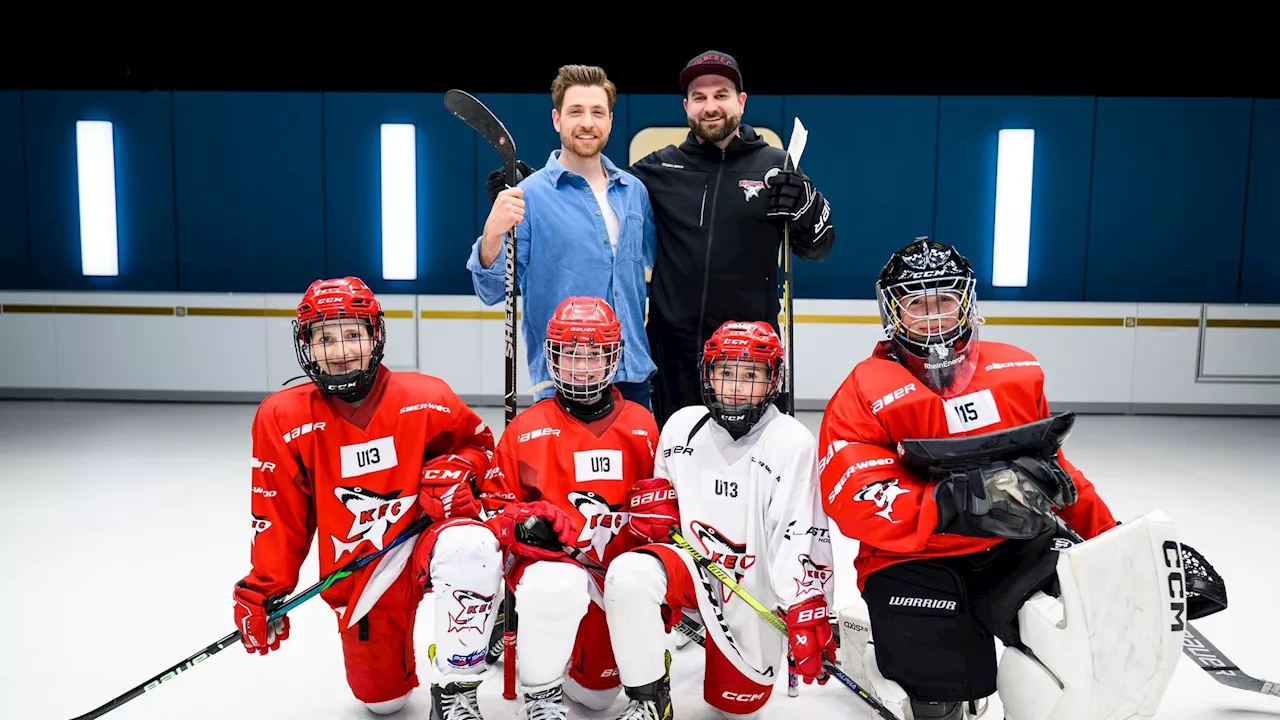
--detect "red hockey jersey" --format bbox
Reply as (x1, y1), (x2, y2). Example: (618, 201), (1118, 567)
(818, 340), (1117, 592)
(479, 387), (659, 575)
(241, 366), (495, 621)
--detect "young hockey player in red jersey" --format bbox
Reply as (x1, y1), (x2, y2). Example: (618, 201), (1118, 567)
(819, 238), (1185, 719)
(233, 277), (504, 718)
(603, 320), (835, 720)
(477, 295), (662, 719)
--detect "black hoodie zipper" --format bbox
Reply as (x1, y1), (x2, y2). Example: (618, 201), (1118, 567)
(696, 145), (728, 346)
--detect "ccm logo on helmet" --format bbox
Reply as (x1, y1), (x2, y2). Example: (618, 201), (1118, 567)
(316, 296), (345, 304)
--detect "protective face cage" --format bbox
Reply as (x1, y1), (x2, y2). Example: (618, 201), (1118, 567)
(699, 356), (782, 435)
(545, 337), (623, 403)
(294, 315), (386, 401)
(877, 274), (982, 397)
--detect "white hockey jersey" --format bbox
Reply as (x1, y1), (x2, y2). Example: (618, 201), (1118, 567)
(655, 403), (835, 686)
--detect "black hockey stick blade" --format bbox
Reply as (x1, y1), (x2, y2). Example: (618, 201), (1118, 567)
(444, 89), (517, 170)
(67, 514), (434, 720)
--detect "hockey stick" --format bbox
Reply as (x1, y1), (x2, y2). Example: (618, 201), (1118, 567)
(68, 514), (435, 720)
(669, 531), (901, 720)
(764, 117), (807, 419)
(763, 118), (808, 694)
(443, 88), (521, 700)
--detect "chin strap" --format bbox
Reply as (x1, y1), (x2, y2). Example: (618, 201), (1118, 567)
(557, 389), (613, 423)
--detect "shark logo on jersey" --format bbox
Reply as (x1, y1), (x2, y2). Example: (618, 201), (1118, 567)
(448, 589), (496, 634)
(691, 520), (756, 604)
(854, 479), (910, 523)
(568, 491), (627, 558)
(251, 513), (271, 545)
(793, 554), (833, 597)
(331, 486), (412, 561)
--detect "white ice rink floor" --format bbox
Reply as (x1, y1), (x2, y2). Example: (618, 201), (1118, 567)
(3, 399), (1278, 720)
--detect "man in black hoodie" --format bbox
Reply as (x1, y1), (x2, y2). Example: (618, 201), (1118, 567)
(631, 50), (837, 428)
(484, 51), (836, 429)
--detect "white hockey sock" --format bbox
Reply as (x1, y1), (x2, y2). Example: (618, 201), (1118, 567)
(514, 560), (591, 688)
(603, 551), (670, 688)
(428, 524), (504, 684)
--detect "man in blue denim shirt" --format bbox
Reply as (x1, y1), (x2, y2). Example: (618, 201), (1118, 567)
(465, 65), (657, 409)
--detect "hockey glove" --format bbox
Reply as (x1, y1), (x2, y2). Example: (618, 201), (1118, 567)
(764, 168), (813, 221)
(233, 582), (289, 655)
(786, 596), (835, 684)
(485, 160), (535, 205)
(933, 462), (1062, 541)
(418, 454), (484, 522)
(495, 501), (584, 561)
(627, 477), (679, 544)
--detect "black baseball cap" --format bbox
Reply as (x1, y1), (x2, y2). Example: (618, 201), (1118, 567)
(679, 50), (743, 94)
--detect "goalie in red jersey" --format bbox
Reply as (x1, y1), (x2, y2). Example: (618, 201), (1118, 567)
(818, 238), (1187, 720)
(476, 296), (669, 720)
(233, 276), (503, 719)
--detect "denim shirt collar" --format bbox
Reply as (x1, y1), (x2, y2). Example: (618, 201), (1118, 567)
(542, 150), (632, 188)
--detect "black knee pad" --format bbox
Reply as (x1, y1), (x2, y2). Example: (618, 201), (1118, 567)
(969, 531), (1063, 649)
(862, 560), (996, 702)
(910, 700), (964, 719)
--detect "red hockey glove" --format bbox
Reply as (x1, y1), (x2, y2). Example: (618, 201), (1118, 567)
(627, 477), (679, 544)
(418, 454), (483, 522)
(233, 582), (289, 655)
(786, 596), (835, 684)
(494, 501), (583, 561)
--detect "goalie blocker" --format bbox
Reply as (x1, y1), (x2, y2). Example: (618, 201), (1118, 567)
(837, 416), (1188, 720)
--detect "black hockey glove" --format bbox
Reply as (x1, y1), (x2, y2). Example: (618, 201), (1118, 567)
(764, 168), (813, 221)
(933, 460), (1067, 541)
(485, 160), (535, 205)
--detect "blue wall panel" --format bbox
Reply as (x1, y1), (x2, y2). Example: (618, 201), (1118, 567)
(323, 92), (476, 296)
(0, 92), (27, 289)
(172, 92), (324, 293)
(1241, 100), (1280, 304)
(934, 96), (1096, 301)
(22, 91), (177, 291)
(626, 94), (693, 140)
(784, 96), (940, 299)
(1086, 97), (1253, 303)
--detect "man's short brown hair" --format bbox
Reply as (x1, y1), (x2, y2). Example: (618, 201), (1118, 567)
(551, 65), (617, 111)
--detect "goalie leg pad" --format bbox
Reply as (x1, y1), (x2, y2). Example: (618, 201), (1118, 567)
(996, 510), (1184, 720)
(837, 605), (914, 719)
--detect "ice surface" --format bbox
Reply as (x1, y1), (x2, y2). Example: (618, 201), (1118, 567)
(2, 400), (1276, 719)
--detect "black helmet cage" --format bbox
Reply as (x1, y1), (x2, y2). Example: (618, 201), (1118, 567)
(697, 348), (782, 435)
(293, 312), (387, 400)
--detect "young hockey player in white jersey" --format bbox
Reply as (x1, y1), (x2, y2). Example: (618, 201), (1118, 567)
(604, 320), (837, 720)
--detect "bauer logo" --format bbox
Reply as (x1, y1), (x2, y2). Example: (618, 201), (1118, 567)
(517, 427), (561, 443)
(871, 382), (916, 414)
(282, 421), (325, 444)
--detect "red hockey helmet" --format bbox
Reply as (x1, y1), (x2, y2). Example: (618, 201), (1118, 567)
(699, 320), (784, 435)
(293, 276), (386, 401)
(544, 296), (624, 403)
